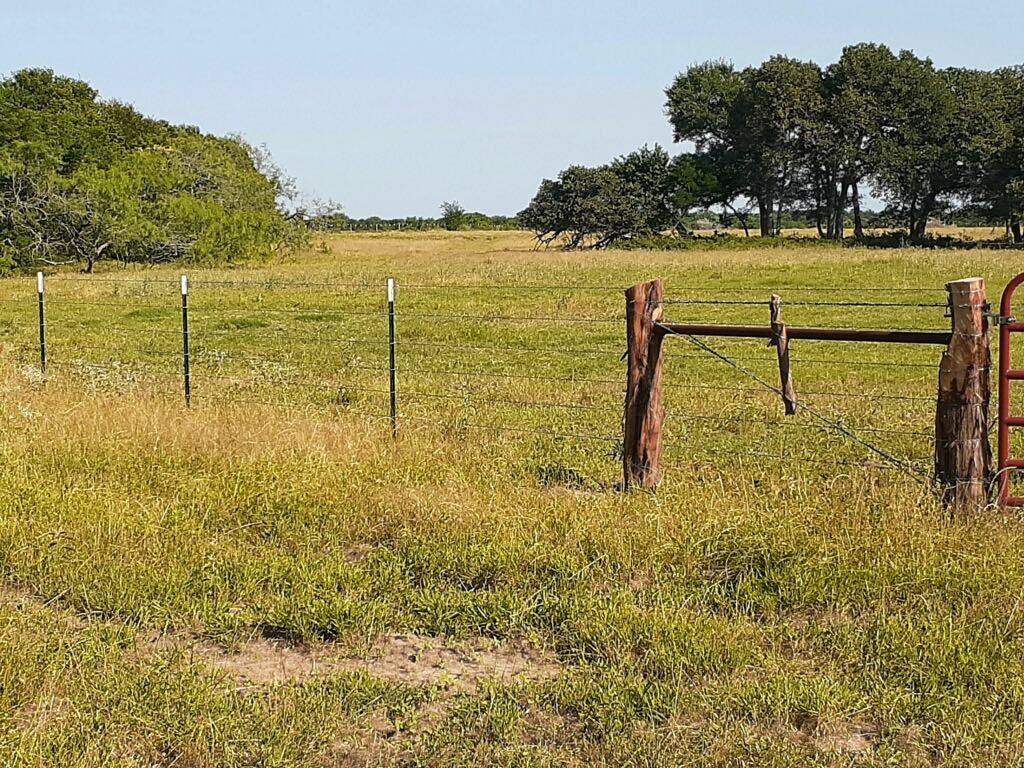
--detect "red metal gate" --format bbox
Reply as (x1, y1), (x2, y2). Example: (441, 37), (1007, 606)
(997, 273), (1024, 506)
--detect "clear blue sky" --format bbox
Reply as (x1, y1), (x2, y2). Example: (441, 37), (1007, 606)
(4, 1), (1022, 217)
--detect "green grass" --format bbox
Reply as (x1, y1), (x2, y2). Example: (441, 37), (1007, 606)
(1, 231), (1024, 765)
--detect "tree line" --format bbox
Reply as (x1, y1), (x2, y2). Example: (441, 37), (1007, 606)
(0, 69), (303, 273)
(520, 44), (1024, 247)
(308, 201), (519, 232)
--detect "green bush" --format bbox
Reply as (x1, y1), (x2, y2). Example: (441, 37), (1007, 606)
(0, 68), (304, 273)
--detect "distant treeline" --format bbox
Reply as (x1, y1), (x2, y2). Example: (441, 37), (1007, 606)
(521, 44), (1024, 248)
(0, 69), (303, 273)
(309, 212), (520, 232)
(311, 210), (910, 235)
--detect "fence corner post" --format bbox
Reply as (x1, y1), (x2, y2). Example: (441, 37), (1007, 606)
(623, 279), (666, 491)
(935, 276), (991, 512)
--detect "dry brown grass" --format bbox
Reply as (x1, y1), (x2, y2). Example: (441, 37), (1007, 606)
(1, 232), (1024, 765)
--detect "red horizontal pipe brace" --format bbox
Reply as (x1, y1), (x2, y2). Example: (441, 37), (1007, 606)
(655, 323), (951, 345)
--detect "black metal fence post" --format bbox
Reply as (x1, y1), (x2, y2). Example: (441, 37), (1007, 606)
(181, 275), (191, 406)
(36, 272), (46, 376)
(388, 277), (397, 437)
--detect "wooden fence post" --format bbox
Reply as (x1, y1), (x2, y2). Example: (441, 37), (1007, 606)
(935, 277), (992, 511)
(769, 294), (797, 415)
(623, 279), (666, 490)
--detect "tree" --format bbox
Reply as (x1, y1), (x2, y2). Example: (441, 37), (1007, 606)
(519, 165), (643, 249)
(665, 62), (762, 232)
(518, 145), (721, 249)
(609, 144), (697, 234)
(803, 44), (896, 239)
(745, 56), (824, 237)
(865, 51), (961, 241)
(440, 200), (465, 231)
(522, 47), (1024, 248)
(964, 67), (1024, 242)
(666, 57), (822, 237)
(673, 152), (751, 235)
(0, 68), (303, 273)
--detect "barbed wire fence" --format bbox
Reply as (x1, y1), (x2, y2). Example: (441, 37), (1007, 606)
(0, 272), (982, 490)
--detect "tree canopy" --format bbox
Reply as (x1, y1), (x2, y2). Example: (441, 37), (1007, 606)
(0, 68), (303, 272)
(518, 146), (718, 248)
(522, 45), (1024, 247)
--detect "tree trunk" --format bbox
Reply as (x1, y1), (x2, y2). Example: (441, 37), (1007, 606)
(774, 165), (788, 237)
(757, 188), (770, 236)
(824, 184), (836, 239)
(725, 204), (750, 237)
(758, 196), (773, 237)
(911, 193), (936, 243)
(833, 183), (849, 240)
(1011, 215), (1022, 244)
(852, 183), (865, 239)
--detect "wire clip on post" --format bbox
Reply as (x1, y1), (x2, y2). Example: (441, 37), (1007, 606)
(36, 271), (46, 376)
(180, 275), (191, 406)
(387, 277), (397, 438)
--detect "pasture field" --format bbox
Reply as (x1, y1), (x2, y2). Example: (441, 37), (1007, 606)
(2, 231), (1024, 766)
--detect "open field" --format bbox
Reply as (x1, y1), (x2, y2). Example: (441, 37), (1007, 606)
(2, 231), (1024, 766)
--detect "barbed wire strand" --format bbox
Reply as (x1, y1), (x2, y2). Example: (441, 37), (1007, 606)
(665, 448), (929, 473)
(655, 321), (931, 483)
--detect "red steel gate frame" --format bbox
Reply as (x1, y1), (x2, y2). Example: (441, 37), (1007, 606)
(997, 273), (1024, 506)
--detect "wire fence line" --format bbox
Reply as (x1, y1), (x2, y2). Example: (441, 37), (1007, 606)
(655, 322), (934, 483)
(0, 273), (966, 482)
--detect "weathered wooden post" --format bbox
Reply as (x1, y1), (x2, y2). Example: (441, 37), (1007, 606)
(769, 294), (797, 415)
(623, 279), (666, 490)
(935, 277), (992, 511)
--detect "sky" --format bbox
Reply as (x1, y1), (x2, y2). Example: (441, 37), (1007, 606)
(4, 1), (1023, 218)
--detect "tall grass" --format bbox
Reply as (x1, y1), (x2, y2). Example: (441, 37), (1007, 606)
(1, 231), (1023, 766)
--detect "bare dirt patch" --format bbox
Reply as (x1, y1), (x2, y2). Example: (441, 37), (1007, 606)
(188, 632), (561, 690)
(2, 583), (560, 691)
(796, 717), (878, 756)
